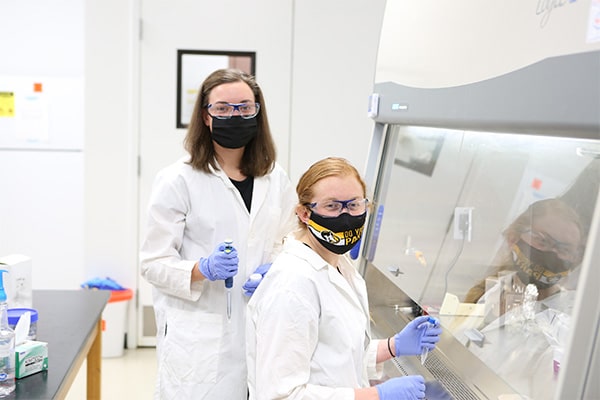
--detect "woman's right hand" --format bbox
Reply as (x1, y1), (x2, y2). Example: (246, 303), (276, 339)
(198, 242), (239, 281)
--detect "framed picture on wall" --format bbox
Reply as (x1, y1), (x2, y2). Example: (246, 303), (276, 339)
(176, 50), (256, 129)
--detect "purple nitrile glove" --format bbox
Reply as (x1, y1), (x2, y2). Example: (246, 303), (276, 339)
(198, 242), (239, 281)
(393, 316), (442, 356)
(376, 375), (426, 400)
(242, 263), (272, 296)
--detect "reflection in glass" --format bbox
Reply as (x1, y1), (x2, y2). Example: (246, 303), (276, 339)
(369, 125), (599, 399)
(464, 198), (584, 306)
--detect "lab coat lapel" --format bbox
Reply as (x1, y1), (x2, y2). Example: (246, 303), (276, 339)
(210, 163), (251, 214)
(327, 265), (364, 313)
(327, 263), (372, 348)
(250, 174), (269, 221)
(293, 241), (373, 347)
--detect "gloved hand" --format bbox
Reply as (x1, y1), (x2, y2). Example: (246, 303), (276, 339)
(242, 263), (272, 296)
(349, 238), (361, 260)
(393, 316), (442, 356)
(376, 375), (426, 400)
(198, 242), (239, 281)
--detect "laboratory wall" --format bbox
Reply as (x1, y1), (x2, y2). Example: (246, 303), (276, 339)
(287, 1), (385, 183)
(0, 1), (86, 290)
(1, 0), (386, 346)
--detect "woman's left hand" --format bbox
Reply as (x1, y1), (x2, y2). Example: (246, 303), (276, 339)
(242, 263), (272, 296)
(393, 316), (442, 356)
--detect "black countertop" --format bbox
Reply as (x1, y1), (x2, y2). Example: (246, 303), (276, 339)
(8, 290), (110, 399)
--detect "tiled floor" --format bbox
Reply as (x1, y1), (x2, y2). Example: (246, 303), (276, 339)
(65, 347), (157, 399)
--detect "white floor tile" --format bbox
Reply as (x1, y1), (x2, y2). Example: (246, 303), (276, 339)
(65, 347), (157, 400)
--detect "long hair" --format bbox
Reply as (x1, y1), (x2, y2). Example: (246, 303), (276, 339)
(503, 198), (584, 245)
(464, 198), (584, 303)
(184, 68), (276, 177)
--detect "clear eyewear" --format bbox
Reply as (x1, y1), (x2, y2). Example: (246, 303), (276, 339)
(307, 198), (369, 217)
(206, 102), (260, 119)
(521, 229), (582, 259)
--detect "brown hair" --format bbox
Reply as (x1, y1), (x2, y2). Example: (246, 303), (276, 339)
(183, 68), (276, 177)
(295, 157), (368, 229)
(503, 198), (584, 244)
(465, 198), (584, 303)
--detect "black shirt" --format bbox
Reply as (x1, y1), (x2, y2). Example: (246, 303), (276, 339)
(230, 176), (254, 212)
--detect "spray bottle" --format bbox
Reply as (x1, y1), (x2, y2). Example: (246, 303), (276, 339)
(0, 270), (15, 396)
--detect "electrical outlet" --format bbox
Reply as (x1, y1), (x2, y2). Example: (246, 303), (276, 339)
(453, 207), (473, 241)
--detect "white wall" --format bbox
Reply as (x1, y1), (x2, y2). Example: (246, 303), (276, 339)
(90, 0), (387, 299)
(1, 0), (386, 345)
(289, 1), (385, 182)
(84, 0), (139, 293)
(0, 0), (85, 290)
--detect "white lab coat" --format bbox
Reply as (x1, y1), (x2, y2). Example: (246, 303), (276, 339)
(140, 156), (297, 400)
(246, 238), (383, 400)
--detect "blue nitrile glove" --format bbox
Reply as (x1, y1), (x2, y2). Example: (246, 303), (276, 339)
(349, 238), (361, 260)
(81, 276), (125, 290)
(198, 242), (239, 281)
(242, 263), (272, 296)
(376, 375), (426, 400)
(393, 316), (442, 356)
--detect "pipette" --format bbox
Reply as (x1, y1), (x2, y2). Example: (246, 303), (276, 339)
(224, 239), (234, 321)
(420, 317), (436, 365)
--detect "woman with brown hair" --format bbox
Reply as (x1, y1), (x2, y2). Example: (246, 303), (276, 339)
(141, 68), (297, 399)
(465, 198), (585, 304)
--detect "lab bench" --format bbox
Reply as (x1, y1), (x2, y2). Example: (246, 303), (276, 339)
(7, 289), (110, 399)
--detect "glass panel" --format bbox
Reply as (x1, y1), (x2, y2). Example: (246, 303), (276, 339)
(370, 125), (600, 399)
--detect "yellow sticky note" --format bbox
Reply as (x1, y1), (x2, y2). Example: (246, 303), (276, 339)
(0, 92), (15, 117)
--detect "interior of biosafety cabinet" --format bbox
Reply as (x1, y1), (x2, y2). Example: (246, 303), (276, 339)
(357, 2), (600, 400)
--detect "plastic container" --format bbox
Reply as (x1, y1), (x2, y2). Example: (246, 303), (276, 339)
(7, 308), (38, 341)
(0, 269), (15, 396)
(101, 289), (133, 358)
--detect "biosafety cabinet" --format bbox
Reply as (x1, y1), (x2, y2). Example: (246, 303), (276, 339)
(358, 2), (600, 399)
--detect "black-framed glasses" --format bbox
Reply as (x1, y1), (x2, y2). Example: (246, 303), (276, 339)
(206, 102), (260, 119)
(306, 198), (369, 217)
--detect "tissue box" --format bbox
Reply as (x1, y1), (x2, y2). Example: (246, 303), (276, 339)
(15, 340), (48, 379)
(0, 254), (33, 309)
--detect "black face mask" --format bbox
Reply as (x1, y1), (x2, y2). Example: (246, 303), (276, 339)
(211, 116), (257, 149)
(511, 240), (572, 289)
(307, 211), (366, 255)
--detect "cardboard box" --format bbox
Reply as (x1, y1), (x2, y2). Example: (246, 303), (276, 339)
(0, 254), (33, 309)
(15, 340), (48, 379)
